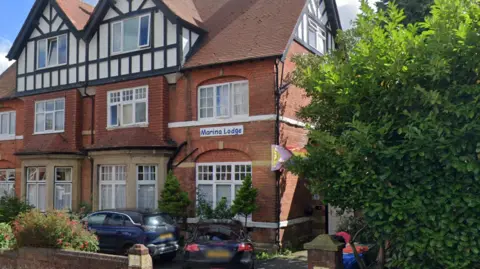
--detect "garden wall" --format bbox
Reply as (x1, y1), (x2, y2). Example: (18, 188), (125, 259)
(0, 248), (128, 269)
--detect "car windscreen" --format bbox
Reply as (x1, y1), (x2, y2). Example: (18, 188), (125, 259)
(195, 225), (240, 241)
(143, 214), (175, 226)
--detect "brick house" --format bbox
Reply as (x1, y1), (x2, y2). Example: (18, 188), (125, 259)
(1, 0), (341, 247)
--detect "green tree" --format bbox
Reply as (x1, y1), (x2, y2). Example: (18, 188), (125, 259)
(213, 198), (234, 219)
(231, 175), (258, 228)
(376, 0), (434, 25)
(0, 195), (32, 223)
(158, 172), (191, 222)
(290, 0), (480, 268)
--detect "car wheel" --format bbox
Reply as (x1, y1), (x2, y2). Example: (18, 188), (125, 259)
(161, 251), (177, 262)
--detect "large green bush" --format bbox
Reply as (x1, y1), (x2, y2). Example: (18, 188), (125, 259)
(0, 195), (32, 223)
(289, 0), (480, 267)
(13, 210), (98, 252)
(0, 223), (15, 249)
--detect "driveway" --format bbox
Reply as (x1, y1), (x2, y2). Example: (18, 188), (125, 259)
(153, 252), (308, 269)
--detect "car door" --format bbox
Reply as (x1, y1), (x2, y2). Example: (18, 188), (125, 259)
(86, 213), (109, 249)
(103, 213), (128, 252)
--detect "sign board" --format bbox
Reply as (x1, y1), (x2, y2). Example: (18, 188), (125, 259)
(200, 125), (244, 137)
(271, 145), (293, 171)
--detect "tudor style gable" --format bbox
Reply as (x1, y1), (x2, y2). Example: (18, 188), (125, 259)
(8, 0), (204, 96)
(82, 0), (202, 84)
(11, 0), (89, 94)
(295, 0), (341, 55)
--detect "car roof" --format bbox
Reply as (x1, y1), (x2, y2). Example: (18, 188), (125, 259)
(92, 209), (170, 224)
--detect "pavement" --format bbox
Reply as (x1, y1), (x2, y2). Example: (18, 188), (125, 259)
(153, 251), (308, 269)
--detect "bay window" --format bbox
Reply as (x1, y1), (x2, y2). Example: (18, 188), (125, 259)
(54, 167), (72, 210)
(196, 162), (252, 208)
(99, 165), (126, 210)
(0, 169), (15, 198)
(137, 165), (157, 210)
(35, 98), (65, 134)
(112, 14), (151, 54)
(0, 111), (15, 138)
(307, 19), (326, 54)
(37, 34), (67, 69)
(108, 87), (148, 127)
(26, 167), (47, 211)
(198, 81), (249, 120)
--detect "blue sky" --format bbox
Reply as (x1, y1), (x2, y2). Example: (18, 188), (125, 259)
(0, 0), (367, 74)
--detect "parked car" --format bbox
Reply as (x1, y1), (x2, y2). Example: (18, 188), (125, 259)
(82, 209), (179, 260)
(183, 219), (256, 269)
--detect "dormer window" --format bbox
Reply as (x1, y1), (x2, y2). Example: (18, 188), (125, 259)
(37, 34), (67, 69)
(307, 19), (326, 54)
(112, 14), (151, 54)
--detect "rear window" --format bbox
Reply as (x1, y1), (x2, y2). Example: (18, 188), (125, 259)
(143, 214), (175, 226)
(196, 225), (240, 241)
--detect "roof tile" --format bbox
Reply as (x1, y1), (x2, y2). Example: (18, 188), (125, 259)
(56, 0), (94, 30)
(0, 63), (17, 100)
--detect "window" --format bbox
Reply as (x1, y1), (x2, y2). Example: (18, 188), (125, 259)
(0, 169), (15, 198)
(198, 81), (249, 120)
(137, 165), (157, 211)
(99, 165), (126, 210)
(196, 162), (252, 208)
(88, 213), (108, 225)
(26, 167), (47, 211)
(37, 34), (67, 69)
(54, 167), (72, 210)
(106, 213), (127, 226)
(0, 111), (15, 138)
(35, 98), (65, 134)
(112, 14), (151, 54)
(108, 87), (148, 127)
(308, 19), (326, 54)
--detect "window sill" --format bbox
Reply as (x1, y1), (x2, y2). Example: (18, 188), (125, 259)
(106, 123), (149, 131)
(0, 135), (16, 141)
(36, 63), (67, 71)
(33, 130), (65, 135)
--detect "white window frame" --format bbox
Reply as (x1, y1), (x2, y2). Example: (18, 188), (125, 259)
(54, 167), (73, 210)
(307, 18), (326, 54)
(107, 86), (149, 128)
(0, 169), (15, 198)
(111, 14), (151, 55)
(136, 165), (158, 210)
(37, 34), (68, 70)
(0, 111), (16, 140)
(99, 165), (127, 210)
(197, 81), (249, 121)
(26, 167), (47, 211)
(34, 98), (65, 134)
(195, 162), (252, 209)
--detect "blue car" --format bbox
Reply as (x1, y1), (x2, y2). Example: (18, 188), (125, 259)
(83, 209), (179, 260)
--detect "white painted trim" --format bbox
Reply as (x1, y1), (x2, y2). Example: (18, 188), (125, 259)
(186, 216), (312, 229)
(15, 135), (24, 140)
(0, 135), (16, 141)
(168, 114), (276, 128)
(168, 115), (309, 129)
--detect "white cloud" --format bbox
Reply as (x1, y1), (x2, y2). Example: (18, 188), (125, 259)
(337, 0), (377, 29)
(0, 38), (14, 75)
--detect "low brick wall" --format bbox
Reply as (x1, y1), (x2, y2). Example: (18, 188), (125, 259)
(0, 248), (128, 269)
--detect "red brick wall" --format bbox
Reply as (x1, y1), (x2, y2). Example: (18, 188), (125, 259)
(169, 59), (276, 123)
(0, 248), (128, 269)
(281, 41), (312, 121)
(21, 89), (83, 153)
(93, 76), (169, 147)
(0, 98), (24, 197)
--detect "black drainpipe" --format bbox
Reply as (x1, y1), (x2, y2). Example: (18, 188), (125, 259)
(274, 58), (285, 248)
(81, 88), (94, 207)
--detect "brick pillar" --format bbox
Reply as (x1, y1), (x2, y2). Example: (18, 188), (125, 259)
(128, 244), (152, 269)
(304, 234), (345, 269)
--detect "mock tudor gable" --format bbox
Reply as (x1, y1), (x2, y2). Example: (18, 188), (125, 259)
(7, 0), (204, 96)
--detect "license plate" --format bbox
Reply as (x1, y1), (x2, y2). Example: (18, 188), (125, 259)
(206, 250), (231, 258)
(158, 233), (173, 240)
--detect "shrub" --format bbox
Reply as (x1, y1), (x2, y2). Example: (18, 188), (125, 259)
(212, 198), (234, 219)
(336, 215), (375, 244)
(14, 210), (99, 252)
(0, 223), (15, 249)
(0, 195), (33, 223)
(196, 193), (233, 220)
(231, 175), (258, 227)
(158, 172), (191, 220)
